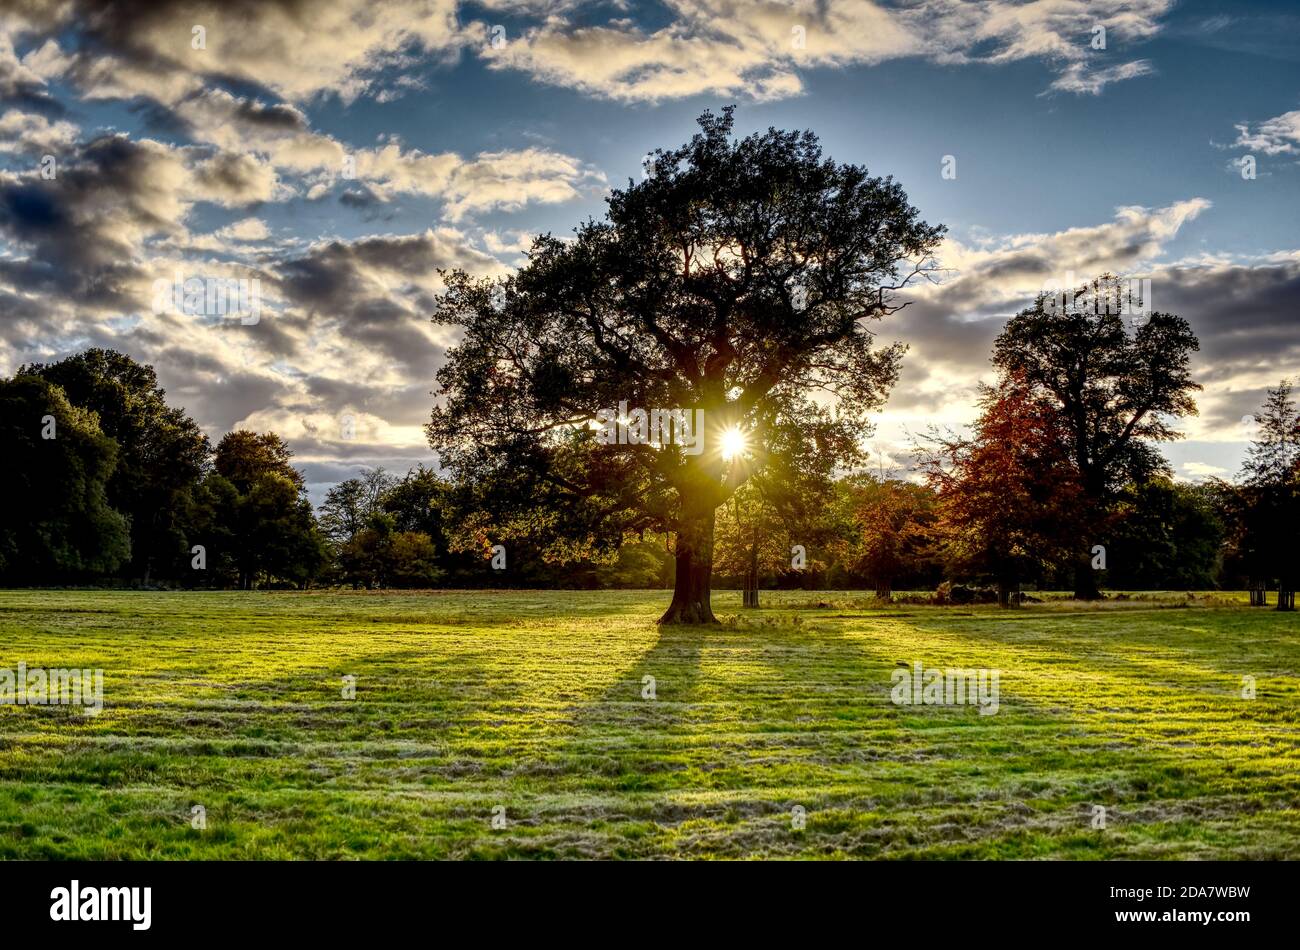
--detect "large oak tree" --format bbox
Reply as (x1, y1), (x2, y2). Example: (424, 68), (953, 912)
(992, 276), (1200, 599)
(427, 108), (943, 622)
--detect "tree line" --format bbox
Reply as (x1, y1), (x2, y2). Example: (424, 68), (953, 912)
(423, 108), (1299, 618)
(0, 346), (1294, 605)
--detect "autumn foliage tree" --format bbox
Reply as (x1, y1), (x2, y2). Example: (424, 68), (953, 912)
(831, 473), (936, 599)
(918, 376), (1085, 606)
(993, 276), (1200, 598)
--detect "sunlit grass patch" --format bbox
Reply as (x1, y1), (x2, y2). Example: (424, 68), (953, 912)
(0, 589), (1295, 859)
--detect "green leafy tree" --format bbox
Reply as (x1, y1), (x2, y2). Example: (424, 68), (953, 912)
(318, 469), (396, 545)
(1232, 381), (1300, 609)
(338, 512), (444, 588)
(992, 276), (1201, 599)
(427, 108), (943, 622)
(381, 465), (452, 538)
(713, 444), (843, 603)
(209, 431), (324, 589)
(0, 375), (130, 579)
(21, 349), (210, 582)
(1106, 479), (1225, 590)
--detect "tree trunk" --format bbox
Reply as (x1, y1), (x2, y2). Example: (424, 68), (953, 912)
(659, 504), (718, 624)
(875, 580), (892, 601)
(743, 524), (759, 609)
(1278, 589), (1295, 612)
(1073, 551), (1101, 600)
(1250, 580), (1268, 607)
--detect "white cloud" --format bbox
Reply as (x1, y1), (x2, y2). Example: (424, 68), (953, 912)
(10, 0), (464, 104)
(0, 110), (80, 153)
(481, 0), (1175, 102)
(216, 218), (272, 242)
(1045, 59), (1153, 95)
(1230, 108), (1300, 156)
(1181, 461), (1228, 480)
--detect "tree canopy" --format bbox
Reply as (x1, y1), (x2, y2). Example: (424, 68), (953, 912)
(992, 275), (1201, 598)
(20, 349), (210, 582)
(427, 107), (944, 622)
(0, 375), (130, 579)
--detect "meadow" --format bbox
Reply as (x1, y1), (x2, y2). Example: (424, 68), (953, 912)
(0, 589), (1296, 860)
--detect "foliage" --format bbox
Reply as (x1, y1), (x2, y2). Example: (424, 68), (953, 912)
(1223, 381), (1300, 597)
(0, 375), (130, 579)
(992, 276), (1201, 597)
(206, 431), (325, 589)
(828, 473), (938, 596)
(20, 349), (210, 581)
(918, 375), (1086, 604)
(428, 107), (943, 621)
(1105, 480), (1225, 590)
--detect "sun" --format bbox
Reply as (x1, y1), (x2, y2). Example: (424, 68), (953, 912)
(719, 426), (748, 461)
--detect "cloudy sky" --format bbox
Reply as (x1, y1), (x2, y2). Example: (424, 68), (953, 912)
(1, 0), (1297, 501)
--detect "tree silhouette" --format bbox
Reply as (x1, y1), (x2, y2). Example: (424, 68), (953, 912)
(992, 276), (1200, 599)
(1236, 381), (1300, 610)
(427, 108), (943, 622)
(21, 349), (209, 582)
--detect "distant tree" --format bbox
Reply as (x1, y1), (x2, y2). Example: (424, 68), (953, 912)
(318, 469), (396, 545)
(209, 431), (324, 589)
(919, 376), (1085, 607)
(21, 349), (210, 582)
(591, 538), (673, 589)
(383, 529), (443, 588)
(993, 275), (1201, 599)
(713, 482), (802, 604)
(185, 470), (238, 585)
(381, 465), (451, 537)
(213, 430), (303, 493)
(1106, 479), (1225, 590)
(0, 375), (130, 579)
(337, 512), (444, 589)
(1233, 381), (1300, 609)
(712, 421), (844, 605)
(831, 474), (937, 599)
(428, 107), (943, 622)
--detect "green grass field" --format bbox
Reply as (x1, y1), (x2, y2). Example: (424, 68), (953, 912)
(0, 589), (1296, 859)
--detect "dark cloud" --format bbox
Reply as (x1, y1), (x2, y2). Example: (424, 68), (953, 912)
(274, 230), (498, 367)
(0, 135), (175, 305)
(1156, 263), (1300, 367)
(191, 150), (276, 205)
(883, 257), (1300, 429)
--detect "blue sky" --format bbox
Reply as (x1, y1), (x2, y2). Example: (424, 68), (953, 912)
(1, 0), (1297, 499)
